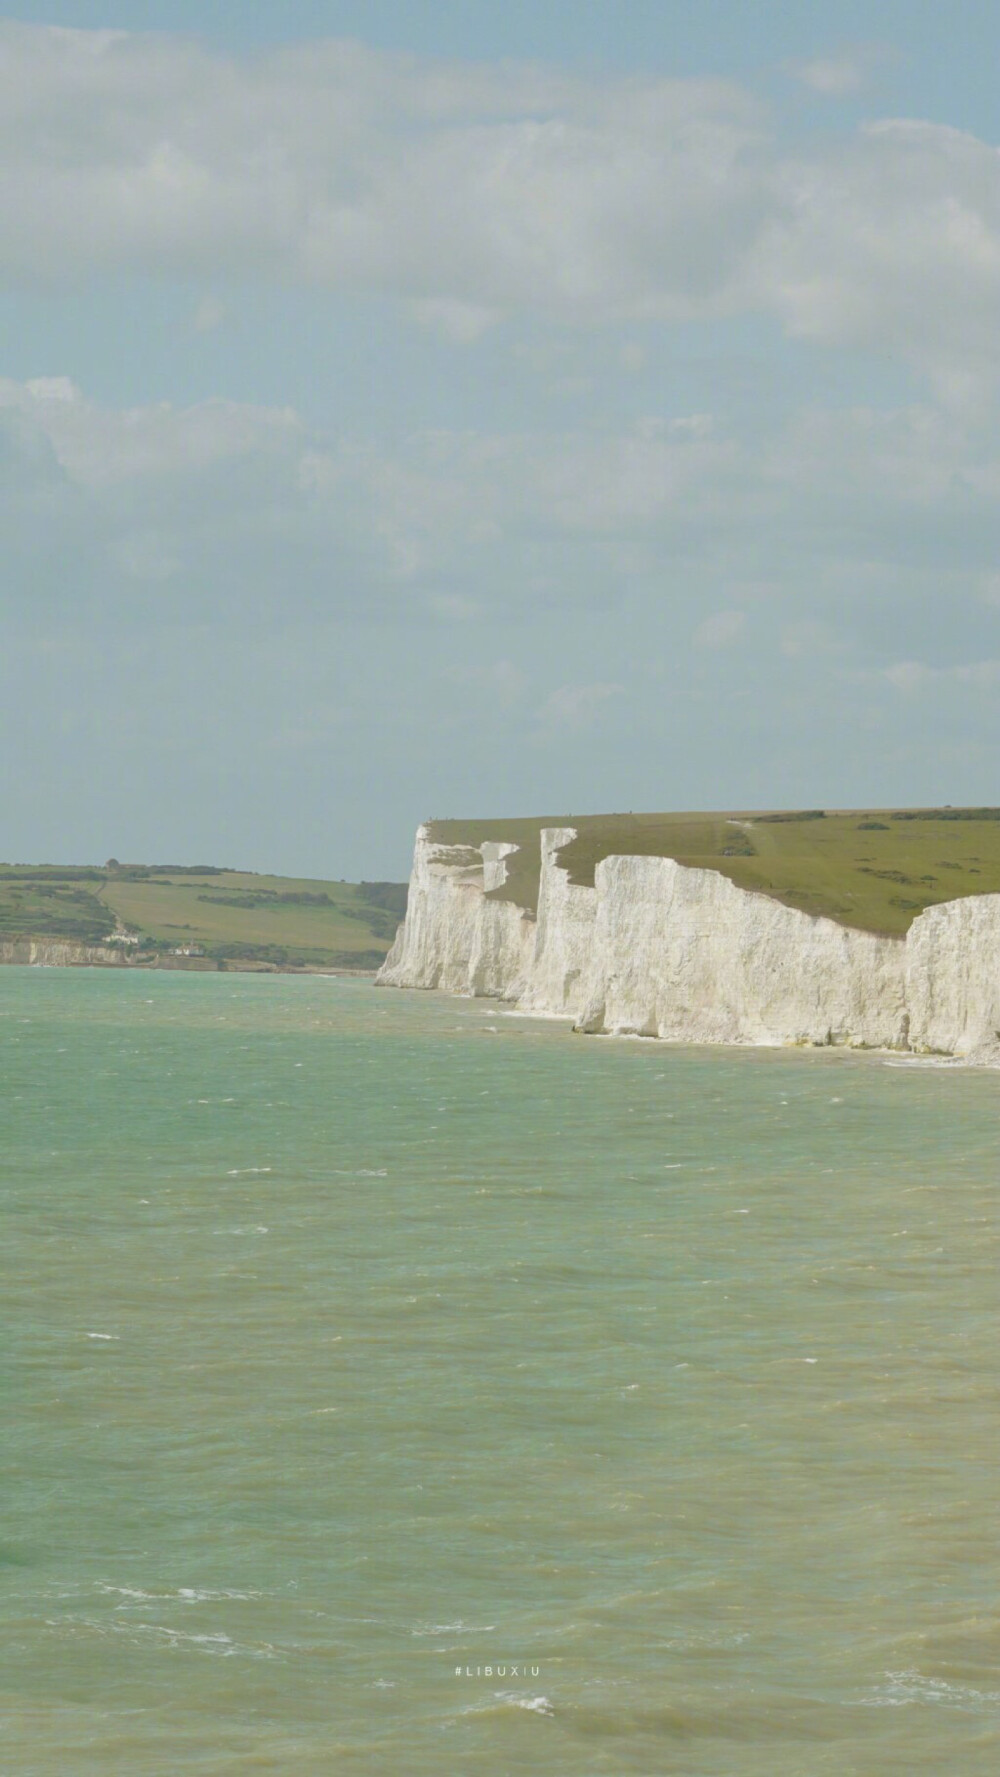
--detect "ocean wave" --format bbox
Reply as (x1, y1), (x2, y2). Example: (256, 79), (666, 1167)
(495, 1692), (554, 1716)
(95, 1583), (262, 1604)
(858, 1668), (1000, 1711)
(47, 1617), (277, 1659)
(882, 1057), (965, 1069)
(458, 1692), (554, 1719)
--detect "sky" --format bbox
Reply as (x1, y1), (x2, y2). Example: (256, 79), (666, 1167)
(4, 4), (1000, 877)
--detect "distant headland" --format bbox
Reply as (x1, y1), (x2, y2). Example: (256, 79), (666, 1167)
(0, 862), (406, 974)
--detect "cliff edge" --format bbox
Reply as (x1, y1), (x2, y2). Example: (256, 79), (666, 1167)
(377, 823), (1000, 1063)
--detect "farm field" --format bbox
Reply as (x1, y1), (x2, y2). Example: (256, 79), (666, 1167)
(0, 864), (407, 969)
(427, 808), (1000, 936)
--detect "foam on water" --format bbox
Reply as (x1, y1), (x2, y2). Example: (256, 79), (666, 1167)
(861, 1670), (1000, 1712)
(493, 1692), (555, 1716)
(883, 1056), (966, 1069)
(95, 1585), (262, 1603)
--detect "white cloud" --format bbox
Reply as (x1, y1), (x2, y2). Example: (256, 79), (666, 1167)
(192, 294), (227, 334)
(112, 531), (181, 582)
(2, 25), (999, 398)
(787, 47), (888, 96)
(410, 299), (501, 342)
(446, 658), (529, 708)
(490, 659), (528, 706)
(0, 377), (301, 487)
(883, 658), (1000, 692)
(0, 25), (763, 324)
(694, 609), (745, 648)
(24, 376), (79, 403)
(6, 373), (1000, 650)
(952, 659), (1000, 687)
(427, 592), (481, 620)
(791, 58), (864, 96)
(779, 621), (839, 659)
(757, 121), (1000, 407)
(538, 682), (623, 728)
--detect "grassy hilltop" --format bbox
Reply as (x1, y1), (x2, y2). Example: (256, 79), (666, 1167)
(0, 863), (407, 970)
(11, 809), (1000, 960)
(427, 808), (1000, 937)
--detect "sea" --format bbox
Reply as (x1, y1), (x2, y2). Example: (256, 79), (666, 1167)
(3, 967), (999, 1775)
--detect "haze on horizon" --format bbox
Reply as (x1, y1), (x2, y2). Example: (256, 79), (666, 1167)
(4, 0), (1000, 880)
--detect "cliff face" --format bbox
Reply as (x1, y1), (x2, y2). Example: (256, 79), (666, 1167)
(0, 939), (130, 967)
(377, 824), (1000, 1063)
(904, 895), (1000, 1060)
(376, 831), (535, 1000)
(573, 854), (909, 1049)
(0, 940), (219, 970)
(518, 826), (597, 1016)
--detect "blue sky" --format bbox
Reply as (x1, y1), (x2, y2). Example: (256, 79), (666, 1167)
(4, 4), (1000, 876)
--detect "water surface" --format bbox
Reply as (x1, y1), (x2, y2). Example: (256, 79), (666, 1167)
(3, 969), (998, 1773)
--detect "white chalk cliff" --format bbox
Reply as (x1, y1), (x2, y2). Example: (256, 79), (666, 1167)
(377, 824), (1000, 1064)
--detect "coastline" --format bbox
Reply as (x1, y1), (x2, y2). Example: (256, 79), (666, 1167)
(0, 940), (376, 977)
(385, 981), (981, 1068)
(378, 822), (1000, 1067)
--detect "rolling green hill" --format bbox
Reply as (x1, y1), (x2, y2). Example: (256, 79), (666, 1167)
(0, 864), (407, 970)
(427, 808), (1000, 937)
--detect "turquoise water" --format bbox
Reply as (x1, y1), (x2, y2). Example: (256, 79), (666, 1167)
(3, 967), (999, 1775)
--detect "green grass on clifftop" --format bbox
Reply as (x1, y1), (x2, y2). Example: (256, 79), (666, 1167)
(0, 865), (407, 969)
(426, 809), (1000, 936)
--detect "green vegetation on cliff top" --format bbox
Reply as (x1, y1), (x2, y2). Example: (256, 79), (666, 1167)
(426, 809), (1000, 937)
(0, 865), (407, 969)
